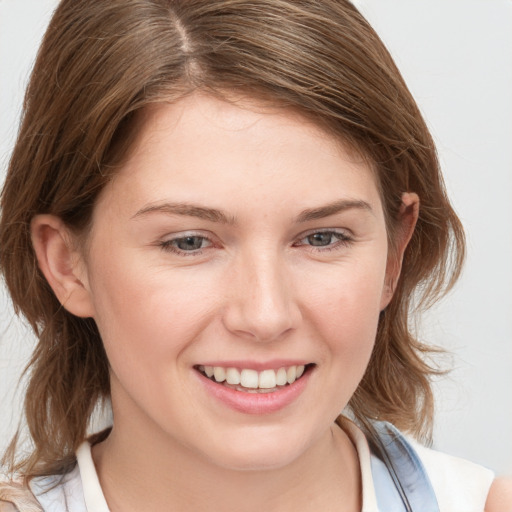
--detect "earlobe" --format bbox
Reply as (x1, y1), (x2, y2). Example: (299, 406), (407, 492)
(380, 192), (420, 309)
(31, 215), (95, 318)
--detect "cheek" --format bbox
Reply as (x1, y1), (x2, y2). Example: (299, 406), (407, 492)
(301, 258), (386, 359)
(85, 253), (221, 371)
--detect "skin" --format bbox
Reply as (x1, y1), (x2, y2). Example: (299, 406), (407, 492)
(32, 93), (422, 511)
(485, 477), (512, 512)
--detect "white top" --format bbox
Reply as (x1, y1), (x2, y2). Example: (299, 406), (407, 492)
(27, 420), (494, 512)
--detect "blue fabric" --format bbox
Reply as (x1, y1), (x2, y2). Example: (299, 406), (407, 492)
(370, 421), (440, 512)
(371, 453), (409, 511)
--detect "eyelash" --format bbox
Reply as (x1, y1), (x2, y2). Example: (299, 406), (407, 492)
(158, 229), (353, 256)
(158, 234), (212, 256)
(294, 229), (353, 251)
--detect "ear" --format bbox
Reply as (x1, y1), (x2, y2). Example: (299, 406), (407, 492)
(31, 214), (95, 318)
(380, 192), (419, 309)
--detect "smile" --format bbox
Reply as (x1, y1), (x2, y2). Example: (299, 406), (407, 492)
(196, 364), (310, 394)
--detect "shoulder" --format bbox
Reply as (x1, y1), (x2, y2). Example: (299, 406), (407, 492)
(0, 481), (42, 512)
(0, 458), (87, 512)
(484, 477), (512, 512)
(410, 439), (495, 512)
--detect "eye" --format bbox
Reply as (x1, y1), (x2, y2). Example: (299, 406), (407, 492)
(295, 230), (352, 250)
(306, 232), (336, 247)
(160, 235), (212, 254)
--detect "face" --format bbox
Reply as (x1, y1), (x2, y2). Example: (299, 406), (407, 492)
(77, 94), (396, 470)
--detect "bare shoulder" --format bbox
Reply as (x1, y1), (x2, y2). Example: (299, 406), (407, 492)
(0, 481), (42, 512)
(485, 477), (512, 512)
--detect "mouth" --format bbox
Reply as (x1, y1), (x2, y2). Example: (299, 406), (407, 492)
(195, 364), (314, 394)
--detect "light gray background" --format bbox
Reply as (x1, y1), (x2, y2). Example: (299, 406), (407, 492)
(1, 0), (511, 475)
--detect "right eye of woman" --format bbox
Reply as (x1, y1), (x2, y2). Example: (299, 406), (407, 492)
(159, 235), (212, 255)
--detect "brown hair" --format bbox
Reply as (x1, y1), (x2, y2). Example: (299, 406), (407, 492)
(0, 0), (464, 477)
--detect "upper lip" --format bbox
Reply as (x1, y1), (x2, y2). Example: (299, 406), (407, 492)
(195, 360), (312, 371)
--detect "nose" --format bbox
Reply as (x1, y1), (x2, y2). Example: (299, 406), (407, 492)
(222, 250), (301, 342)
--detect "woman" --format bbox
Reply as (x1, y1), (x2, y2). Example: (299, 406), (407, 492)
(0, 1), (510, 510)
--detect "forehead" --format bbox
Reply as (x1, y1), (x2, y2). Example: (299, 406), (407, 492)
(134, 93), (363, 157)
(97, 93), (382, 221)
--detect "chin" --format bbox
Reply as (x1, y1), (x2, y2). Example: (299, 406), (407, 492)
(198, 427), (313, 472)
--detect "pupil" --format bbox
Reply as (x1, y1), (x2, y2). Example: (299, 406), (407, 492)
(177, 236), (203, 250)
(308, 232), (332, 246)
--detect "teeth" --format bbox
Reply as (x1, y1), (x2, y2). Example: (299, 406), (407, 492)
(286, 366), (297, 384)
(199, 364), (308, 390)
(240, 369), (259, 388)
(213, 367), (226, 382)
(276, 367), (287, 386)
(258, 369), (276, 389)
(226, 367), (241, 385)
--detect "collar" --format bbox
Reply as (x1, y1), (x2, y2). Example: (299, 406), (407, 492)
(74, 418), (379, 512)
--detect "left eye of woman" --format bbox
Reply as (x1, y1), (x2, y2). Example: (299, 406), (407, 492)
(160, 235), (212, 254)
(296, 230), (352, 249)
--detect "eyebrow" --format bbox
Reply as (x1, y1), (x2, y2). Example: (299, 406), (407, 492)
(132, 202), (235, 224)
(295, 199), (374, 223)
(132, 198), (373, 224)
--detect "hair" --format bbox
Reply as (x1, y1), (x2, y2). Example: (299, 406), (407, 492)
(0, 0), (465, 478)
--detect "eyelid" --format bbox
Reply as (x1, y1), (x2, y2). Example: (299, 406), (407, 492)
(295, 227), (352, 240)
(160, 229), (212, 241)
(293, 228), (354, 249)
(158, 230), (218, 255)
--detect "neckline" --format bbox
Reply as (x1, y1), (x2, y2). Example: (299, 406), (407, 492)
(338, 416), (380, 512)
(76, 417), (379, 512)
(76, 442), (110, 512)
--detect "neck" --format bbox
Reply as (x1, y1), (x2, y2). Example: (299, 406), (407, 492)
(92, 417), (361, 512)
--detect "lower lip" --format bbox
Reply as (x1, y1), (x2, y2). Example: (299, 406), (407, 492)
(196, 369), (312, 415)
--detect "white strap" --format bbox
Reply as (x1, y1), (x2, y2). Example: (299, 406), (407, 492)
(76, 443), (110, 512)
